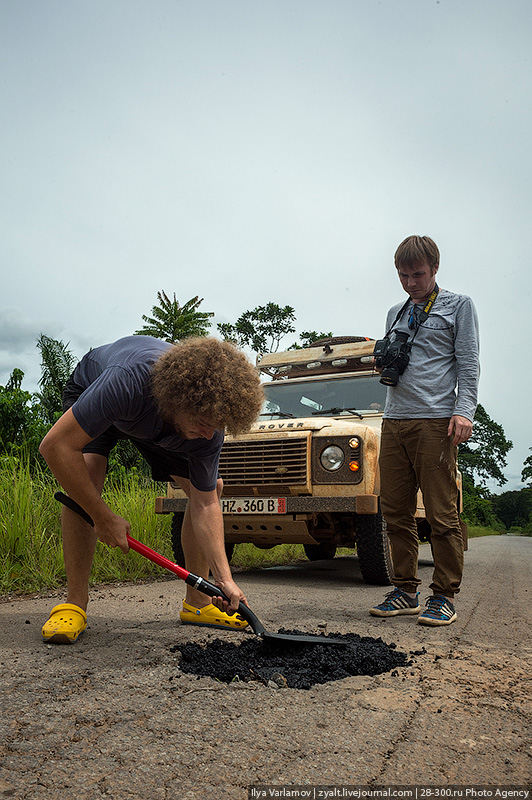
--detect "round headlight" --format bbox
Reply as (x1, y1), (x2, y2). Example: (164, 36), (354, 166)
(320, 445), (345, 471)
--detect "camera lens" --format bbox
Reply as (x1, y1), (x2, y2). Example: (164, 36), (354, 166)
(380, 368), (399, 386)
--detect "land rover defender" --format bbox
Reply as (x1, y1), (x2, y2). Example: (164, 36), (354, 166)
(155, 336), (464, 584)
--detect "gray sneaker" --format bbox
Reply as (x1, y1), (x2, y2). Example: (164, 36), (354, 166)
(417, 595), (457, 626)
(370, 587), (421, 617)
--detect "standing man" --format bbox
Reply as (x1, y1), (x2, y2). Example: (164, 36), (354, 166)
(370, 235), (479, 626)
(39, 335), (263, 644)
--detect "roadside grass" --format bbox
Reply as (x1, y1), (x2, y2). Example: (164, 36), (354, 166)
(467, 524), (502, 538)
(230, 543), (307, 572)
(0, 460), (66, 595)
(230, 543), (356, 571)
(0, 460), (504, 596)
(0, 462), (173, 595)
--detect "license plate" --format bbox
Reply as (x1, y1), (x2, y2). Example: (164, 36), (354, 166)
(220, 497), (287, 514)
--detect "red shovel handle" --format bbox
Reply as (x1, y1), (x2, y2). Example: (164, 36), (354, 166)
(125, 535), (249, 611)
(52, 491), (255, 623)
(54, 490), (223, 590)
(126, 534), (189, 581)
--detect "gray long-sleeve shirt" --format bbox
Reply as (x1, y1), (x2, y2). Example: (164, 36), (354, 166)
(383, 288), (480, 422)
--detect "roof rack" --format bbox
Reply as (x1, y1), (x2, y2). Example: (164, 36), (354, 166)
(256, 339), (376, 377)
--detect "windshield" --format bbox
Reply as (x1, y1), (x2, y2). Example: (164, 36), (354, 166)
(260, 375), (386, 419)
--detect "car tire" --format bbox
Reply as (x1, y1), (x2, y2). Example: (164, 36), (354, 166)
(170, 512), (186, 565)
(416, 518), (434, 561)
(355, 509), (393, 585)
(303, 542), (337, 561)
(170, 512), (235, 566)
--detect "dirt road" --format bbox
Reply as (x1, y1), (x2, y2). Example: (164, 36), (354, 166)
(1, 535), (531, 799)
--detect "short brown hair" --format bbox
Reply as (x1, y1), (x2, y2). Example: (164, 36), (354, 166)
(394, 235), (440, 272)
(151, 337), (263, 436)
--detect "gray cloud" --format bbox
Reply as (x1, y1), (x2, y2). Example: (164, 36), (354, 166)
(0, 308), (42, 352)
(0, 307), (73, 389)
(1, 0), (530, 486)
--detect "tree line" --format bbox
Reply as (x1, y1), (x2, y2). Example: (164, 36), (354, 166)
(1, 292), (529, 532)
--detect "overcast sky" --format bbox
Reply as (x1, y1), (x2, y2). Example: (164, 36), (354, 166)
(1, 0), (530, 491)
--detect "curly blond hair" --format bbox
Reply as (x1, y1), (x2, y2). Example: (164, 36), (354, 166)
(151, 337), (263, 436)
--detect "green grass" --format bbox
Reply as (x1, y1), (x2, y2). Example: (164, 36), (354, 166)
(0, 462), (174, 595)
(230, 544), (357, 571)
(0, 461), (313, 596)
(0, 460), (505, 597)
(230, 542), (307, 571)
(0, 460), (66, 594)
(466, 524), (502, 538)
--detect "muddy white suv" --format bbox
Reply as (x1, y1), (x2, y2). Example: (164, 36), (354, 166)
(155, 336), (459, 585)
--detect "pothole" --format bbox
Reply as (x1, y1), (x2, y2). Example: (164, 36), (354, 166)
(171, 631), (419, 690)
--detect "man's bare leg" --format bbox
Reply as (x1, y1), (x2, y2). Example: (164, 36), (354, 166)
(62, 453), (107, 612)
(172, 475), (223, 609)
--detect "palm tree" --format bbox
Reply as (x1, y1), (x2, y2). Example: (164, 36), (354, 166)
(134, 292), (214, 342)
(35, 335), (77, 424)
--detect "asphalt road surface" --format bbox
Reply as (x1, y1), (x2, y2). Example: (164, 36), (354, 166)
(1, 535), (531, 799)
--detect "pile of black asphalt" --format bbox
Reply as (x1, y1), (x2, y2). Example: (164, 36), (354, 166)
(171, 631), (419, 690)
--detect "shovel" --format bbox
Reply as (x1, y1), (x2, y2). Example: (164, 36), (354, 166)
(54, 492), (346, 646)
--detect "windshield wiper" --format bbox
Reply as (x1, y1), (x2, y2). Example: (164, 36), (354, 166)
(311, 407), (363, 419)
(259, 411), (295, 418)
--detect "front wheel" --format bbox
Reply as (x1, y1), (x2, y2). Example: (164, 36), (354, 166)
(170, 512), (186, 565)
(355, 510), (393, 585)
(170, 512), (235, 566)
(304, 542), (337, 561)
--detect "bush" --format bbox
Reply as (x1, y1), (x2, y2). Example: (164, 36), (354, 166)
(461, 478), (504, 531)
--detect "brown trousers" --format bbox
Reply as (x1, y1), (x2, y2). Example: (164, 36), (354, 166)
(379, 418), (464, 598)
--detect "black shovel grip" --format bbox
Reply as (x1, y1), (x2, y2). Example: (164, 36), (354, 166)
(186, 574), (265, 634)
(55, 491), (95, 526)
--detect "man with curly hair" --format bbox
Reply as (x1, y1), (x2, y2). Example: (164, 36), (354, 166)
(39, 335), (263, 644)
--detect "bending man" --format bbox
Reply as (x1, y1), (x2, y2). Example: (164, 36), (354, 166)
(39, 335), (263, 644)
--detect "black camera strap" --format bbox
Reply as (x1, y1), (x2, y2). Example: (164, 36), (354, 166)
(384, 283), (440, 342)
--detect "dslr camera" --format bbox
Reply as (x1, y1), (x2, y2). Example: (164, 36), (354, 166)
(373, 331), (412, 386)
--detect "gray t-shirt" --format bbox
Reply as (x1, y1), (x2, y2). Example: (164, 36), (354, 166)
(382, 289), (480, 422)
(69, 336), (223, 491)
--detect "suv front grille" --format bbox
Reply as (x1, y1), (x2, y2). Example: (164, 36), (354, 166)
(219, 437), (308, 487)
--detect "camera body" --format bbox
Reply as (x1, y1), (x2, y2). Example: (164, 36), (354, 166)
(373, 331), (412, 386)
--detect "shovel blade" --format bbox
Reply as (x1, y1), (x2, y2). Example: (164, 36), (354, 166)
(261, 631), (347, 646)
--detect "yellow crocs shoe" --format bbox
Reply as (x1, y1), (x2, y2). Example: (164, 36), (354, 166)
(179, 601), (248, 631)
(42, 603), (87, 644)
